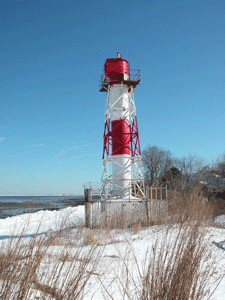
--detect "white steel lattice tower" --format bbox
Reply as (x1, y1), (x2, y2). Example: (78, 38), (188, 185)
(100, 52), (145, 201)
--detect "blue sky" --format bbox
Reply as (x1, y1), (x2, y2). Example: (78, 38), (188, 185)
(0, 0), (225, 195)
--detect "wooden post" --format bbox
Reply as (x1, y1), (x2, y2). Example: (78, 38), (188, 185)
(145, 185), (149, 225)
(85, 188), (92, 228)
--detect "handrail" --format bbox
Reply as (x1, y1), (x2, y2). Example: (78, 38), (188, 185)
(99, 69), (141, 89)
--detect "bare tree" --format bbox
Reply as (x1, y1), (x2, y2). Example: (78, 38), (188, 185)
(160, 166), (182, 190)
(173, 155), (206, 195)
(142, 145), (209, 192)
(142, 146), (173, 186)
(174, 155), (205, 177)
(216, 154), (225, 178)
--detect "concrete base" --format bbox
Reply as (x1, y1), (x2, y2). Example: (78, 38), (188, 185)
(86, 199), (168, 229)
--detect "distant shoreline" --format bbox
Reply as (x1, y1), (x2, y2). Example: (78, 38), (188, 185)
(0, 194), (83, 197)
(0, 195), (85, 219)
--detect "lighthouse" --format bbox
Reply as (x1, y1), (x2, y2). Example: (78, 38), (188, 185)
(100, 52), (145, 201)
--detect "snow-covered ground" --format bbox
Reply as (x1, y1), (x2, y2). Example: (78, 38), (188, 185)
(0, 206), (84, 238)
(0, 206), (225, 299)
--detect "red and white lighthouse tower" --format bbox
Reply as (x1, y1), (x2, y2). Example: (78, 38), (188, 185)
(100, 52), (145, 201)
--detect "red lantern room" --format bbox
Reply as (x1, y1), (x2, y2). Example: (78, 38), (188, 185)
(104, 52), (130, 83)
(99, 52), (141, 92)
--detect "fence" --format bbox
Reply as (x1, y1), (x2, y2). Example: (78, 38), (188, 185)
(84, 185), (168, 229)
(145, 185), (168, 200)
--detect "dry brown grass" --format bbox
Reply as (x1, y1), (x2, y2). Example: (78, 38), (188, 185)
(83, 228), (102, 245)
(168, 187), (214, 225)
(139, 224), (214, 300)
(0, 235), (51, 299)
(98, 189), (221, 300)
(48, 227), (115, 247)
(129, 221), (144, 234)
(0, 231), (101, 300)
(36, 244), (100, 299)
(0, 189), (222, 299)
(103, 221), (220, 300)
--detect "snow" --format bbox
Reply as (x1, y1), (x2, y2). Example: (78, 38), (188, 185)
(0, 206), (84, 238)
(214, 215), (225, 227)
(0, 206), (225, 299)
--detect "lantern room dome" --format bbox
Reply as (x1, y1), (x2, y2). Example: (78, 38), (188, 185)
(104, 57), (130, 82)
(99, 52), (141, 92)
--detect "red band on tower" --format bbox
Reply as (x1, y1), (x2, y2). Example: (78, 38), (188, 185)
(111, 119), (130, 155)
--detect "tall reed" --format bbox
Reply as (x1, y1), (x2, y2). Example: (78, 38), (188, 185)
(0, 230), (101, 300)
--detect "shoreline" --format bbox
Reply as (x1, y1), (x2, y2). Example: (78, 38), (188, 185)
(0, 195), (85, 219)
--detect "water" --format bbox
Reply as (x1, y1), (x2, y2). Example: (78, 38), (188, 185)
(0, 195), (85, 219)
